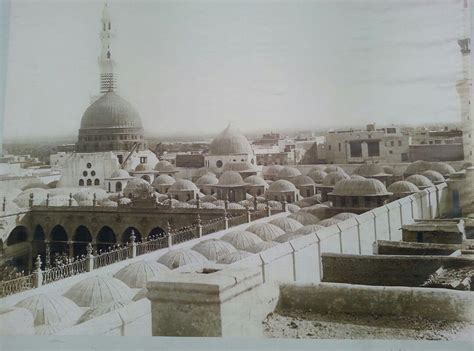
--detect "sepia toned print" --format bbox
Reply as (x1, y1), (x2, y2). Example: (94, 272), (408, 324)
(0, 0), (473, 346)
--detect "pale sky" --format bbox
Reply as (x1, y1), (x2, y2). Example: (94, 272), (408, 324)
(1, 0), (467, 140)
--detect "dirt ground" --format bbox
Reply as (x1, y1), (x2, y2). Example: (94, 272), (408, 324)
(263, 310), (474, 341)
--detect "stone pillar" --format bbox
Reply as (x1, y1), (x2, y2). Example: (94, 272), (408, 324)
(167, 222), (173, 247)
(68, 241), (74, 258)
(168, 193), (173, 209)
(246, 207), (251, 223)
(361, 141), (369, 159)
(265, 200), (271, 217)
(69, 193), (73, 207)
(196, 194), (201, 209)
(93, 193), (97, 207)
(147, 265), (270, 337)
(129, 230), (137, 258)
(224, 213), (229, 230)
(2, 197), (5, 212)
(197, 214), (203, 238)
(85, 243), (94, 272)
(253, 196), (258, 211)
(282, 200), (288, 212)
(45, 194), (50, 207)
(33, 255), (43, 288)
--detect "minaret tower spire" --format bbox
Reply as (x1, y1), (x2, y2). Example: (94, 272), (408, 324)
(98, 2), (117, 93)
(458, 0), (473, 162)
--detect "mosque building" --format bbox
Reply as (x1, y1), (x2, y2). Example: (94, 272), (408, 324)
(51, 4), (158, 189)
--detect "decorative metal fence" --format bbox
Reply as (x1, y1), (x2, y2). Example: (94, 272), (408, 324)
(172, 227), (199, 245)
(202, 217), (226, 235)
(93, 246), (130, 269)
(0, 274), (35, 297)
(42, 259), (87, 285)
(228, 214), (248, 228)
(136, 237), (168, 256)
(251, 209), (267, 221)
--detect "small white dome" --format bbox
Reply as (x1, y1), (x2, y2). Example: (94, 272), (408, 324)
(221, 230), (263, 250)
(288, 211), (320, 225)
(318, 218), (341, 227)
(332, 212), (357, 221)
(110, 169), (131, 178)
(191, 239), (238, 261)
(217, 171), (245, 186)
(169, 179), (199, 192)
(274, 232), (304, 243)
(245, 222), (285, 241)
(246, 241), (280, 253)
(293, 224), (325, 235)
(277, 166), (302, 179)
(157, 249), (208, 269)
(152, 175), (176, 186)
(217, 250), (253, 264)
(307, 170), (328, 183)
(114, 260), (170, 288)
(269, 217), (304, 232)
(268, 179), (298, 192)
(78, 300), (130, 324)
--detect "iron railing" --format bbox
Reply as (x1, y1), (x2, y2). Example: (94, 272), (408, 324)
(202, 218), (226, 235)
(93, 246), (130, 269)
(0, 274), (35, 297)
(171, 227), (199, 245)
(136, 237), (168, 256)
(42, 259), (87, 285)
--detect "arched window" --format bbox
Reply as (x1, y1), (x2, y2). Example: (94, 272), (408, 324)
(87, 179), (92, 186)
(79, 179), (84, 186)
(108, 22), (111, 30)
(94, 179), (100, 186)
(216, 160), (223, 168)
(108, 182), (111, 192)
(116, 182), (122, 192)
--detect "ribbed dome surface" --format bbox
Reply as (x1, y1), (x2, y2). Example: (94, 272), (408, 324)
(209, 125), (253, 156)
(263, 165), (284, 176)
(307, 169), (327, 183)
(63, 276), (134, 307)
(269, 217), (304, 232)
(223, 161), (256, 172)
(221, 230), (263, 250)
(123, 178), (154, 198)
(191, 239), (237, 261)
(245, 222), (285, 241)
(244, 175), (268, 187)
(293, 224), (325, 235)
(388, 180), (419, 194)
(291, 175), (315, 186)
(217, 171), (245, 186)
(247, 241), (280, 253)
(278, 167), (302, 179)
(152, 174), (176, 186)
(404, 160), (431, 175)
(110, 169), (131, 178)
(324, 166), (344, 173)
(135, 163), (153, 172)
(353, 164), (388, 177)
(322, 171), (350, 186)
(154, 161), (177, 172)
(0, 307), (35, 335)
(114, 260), (170, 288)
(268, 179), (298, 192)
(78, 300), (130, 324)
(274, 233), (304, 243)
(330, 179), (391, 196)
(217, 250), (253, 264)
(287, 203), (301, 213)
(288, 211), (321, 225)
(80, 92), (142, 129)
(332, 212), (358, 221)
(169, 179), (199, 192)
(196, 174), (219, 186)
(421, 170), (445, 183)
(318, 218), (342, 227)
(157, 249), (208, 269)
(405, 174), (434, 188)
(429, 162), (455, 176)
(16, 294), (82, 326)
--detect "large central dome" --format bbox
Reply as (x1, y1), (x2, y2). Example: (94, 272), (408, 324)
(209, 125), (253, 156)
(80, 92), (142, 129)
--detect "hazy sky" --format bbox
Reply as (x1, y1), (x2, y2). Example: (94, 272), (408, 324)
(1, 0), (467, 140)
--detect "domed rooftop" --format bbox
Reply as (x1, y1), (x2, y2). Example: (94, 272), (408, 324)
(307, 169), (327, 183)
(332, 212), (358, 221)
(330, 178), (391, 196)
(324, 166), (344, 173)
(193, 167), (216, 178)
(78, 300), (130, 324)
(404, 160), (431, 176)
(247, 241), (280, 254)
(221, 230), (263, 251)
(217, 250), (253, 264)
(152, 174), (176, 187)
(123, 178), (154, 198)
(277, 166), (302, 179)
(135, 163), (153, 172)
(196, 174), (219, 186)
(288, 211), (320, 225)
(322, 171), (350, 186)
(114, 260), (170, 289)
(269, 217), (304, 232)
(157, 249), (208, 269)
(353, 164), (388, 177)
(0, 307), (35, 335)
(421, 170), (445, 184)
(200, 202), (218, 209)
(287, 203), (301, 213)
(350, 174), (366, 180)
(274, 232), (304, 243)
(293, 224), (326, 235)
(16, 293), (82, 326)
(223, 161), (257, 173)
(268, 179), (298, 192)
(309, 165), (327, 172)
(263, 164), (284, 177)
(191, 239), (237, 261)
(227, 202), (245, 210)
(244, 175), (268, 187)
(245, 222), (285, 241)
(80, 92), (142, 130)
(318, 218), (341, 227)
(209, 125), (253, 156)
(169, 179), (199, 192)
(217, 171), (246, 187)
(387, 180), (419, 194)
(154, 160), (177, 173)
(405, 174), (434, 189)
(63, 275), (134, 307)
(109, 169), (131, 179)
(291, 175), (315, 186)
(430, 162), (455, 176)
(40, 195), (78, 207)
(382, 166), (395, 175)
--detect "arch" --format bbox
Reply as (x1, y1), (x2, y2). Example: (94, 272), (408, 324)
(148, 226), (166, 238)
(86, 179), (92, 186)
(73, 225), (92, 257)
(94, 179), (100, 186)
(49, 225), (69, 260)
(96, 226), (117, 252)
(79, 179), (84, 186)
(7, 226), (28, 246)
(122, 227), (142, 244)
(116, 182), (122, 192)
(33, 225), (45, 241)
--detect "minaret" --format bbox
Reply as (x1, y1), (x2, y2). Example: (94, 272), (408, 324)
(98, 2), (117, 93)
(458, 0), (473, 162)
